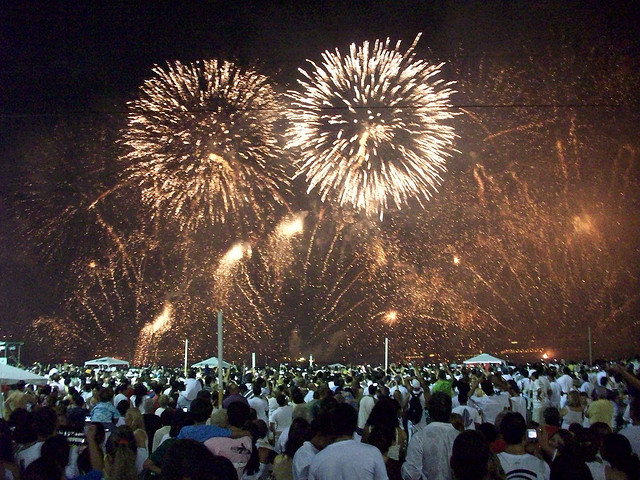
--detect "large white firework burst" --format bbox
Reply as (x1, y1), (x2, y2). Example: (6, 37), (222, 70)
(287, 35), (457, 219)
(122, 59), (289, 231)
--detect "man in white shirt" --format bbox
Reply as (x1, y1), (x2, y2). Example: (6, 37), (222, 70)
(357, 385), (377, 434)
(619, 396), (640, 457)
(293, 410), (334, 480)
(469, 379), (510, 425)
(402, 392), (459, 480)
(270, 394), (294, 437)
(452, 391), (481, 430)
(497, 412), (550, 480)
(178, 371), (202, 409)
(248, 384), (269, 425)
(308, 403), (387, 480)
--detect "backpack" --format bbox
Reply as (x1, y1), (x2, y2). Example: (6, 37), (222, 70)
(406, 390), (423, 424)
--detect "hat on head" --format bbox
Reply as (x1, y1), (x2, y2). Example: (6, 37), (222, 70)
(411, 379), (421, 389)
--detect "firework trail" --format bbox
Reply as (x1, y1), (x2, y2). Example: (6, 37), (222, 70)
(121, 59), (290, 234)
(211, 210), (388, 362)
(287, 34), (457, 219)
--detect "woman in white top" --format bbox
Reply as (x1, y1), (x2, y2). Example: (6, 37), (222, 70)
(560, 391), (585, 429)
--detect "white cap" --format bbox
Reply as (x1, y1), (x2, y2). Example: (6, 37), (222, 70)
(411, 379), (421, 389)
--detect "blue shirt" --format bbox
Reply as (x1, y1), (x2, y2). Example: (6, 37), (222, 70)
(90, 402), (120, 423)
(177, 424), (232, 443)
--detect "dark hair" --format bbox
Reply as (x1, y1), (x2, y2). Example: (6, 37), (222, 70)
(498, 412), (527, 445)
(366, 397), (400, 429)
(276, 394), (288, 407)
(543, 407), (561, 427)
(23, 457), (62, 480)
(161, 439), (236, 480)
(366, 424), (394, 456)
(99, 387), (114, 403)
(33, 407), (58, 439)
(116, 399), (130, 416)
(227, 401), (250, 428)
(427, 392), (452, 423)
(284, 418), (311, 458)
(330, 403), (357, 437)
(601, 433), (640, 479)
(41, 434), (70, 470)
(189, 398), (213, 423)
(450, 430), (492, 480)
(105, 425), (138, 480)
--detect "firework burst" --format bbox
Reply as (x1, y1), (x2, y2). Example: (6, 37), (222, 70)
(287, 34), (457, 219)
(121, 59), (290, 233)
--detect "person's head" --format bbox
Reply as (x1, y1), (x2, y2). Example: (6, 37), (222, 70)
(329, 403), (357, 437)
(190, 398), (213, 423)
(99, 387), (114, 403)
(498, 412), (527, 446)
(457, 391), (469, 405)
(40, 434), (70, 472)
(450, 430), (492, 480)
(142, 396), (155, 413)
(601, 433), (640, 479)
(105, 426), (138, 480)
(427, 392), (452, 423)
(125, 407), (144, 431)
(366, 397), (400, 429)
(23, 457), (63, 480)
(227, 401), (250, 428)
(33, 407), (58, 440)
(549, 429), (573, 453)
(573, 428), (600, 462)
(284, 417), (311, 458)
(309, 410), (335, 450)
(276, 394), (288, 407)
(480, 379), (494, 396)
(543, 407), (561, 427)
(252, 383), (262, 397)
(366, 425), (394, 457)
(161, 439), (236, 480)
(116, 399), (130, 416)
(156, 394), (170, 409)
(566, 391), (581, 409)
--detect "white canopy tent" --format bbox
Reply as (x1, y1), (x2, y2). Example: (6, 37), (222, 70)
(328, 363), (346, 369)
(0, 364), (48, 385)
(84, 357), (130, 368)
(463, 353), (505, 365)
(192, 357), (231, 369)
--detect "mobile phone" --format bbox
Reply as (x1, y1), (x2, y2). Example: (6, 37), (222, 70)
(183, 407), (189, 412)
(527, 429), (537, 440)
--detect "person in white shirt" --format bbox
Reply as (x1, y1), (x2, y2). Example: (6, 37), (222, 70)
(497, 412), (550, 480)
(451, 391), (480, 430)
(293, 410), (335, 480)
(402, 392), (459, 480)
(530, 371), (550, 425)
(357, 385), (377, 434)
(270, 394), (294, 439)
(308, 403), (387, 480)
(248, 384), (269, 425)
(619, 396), (640, 457)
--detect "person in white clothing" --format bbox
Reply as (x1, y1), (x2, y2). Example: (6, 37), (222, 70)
(451, 391), (480, 430)
(497, 412), (550, 480)
(401, 392), (459, 480)
(619, 396), (640, 457)
(292, 410), (334, 480)
(248, 384), (269, 426)
(357, 385), (377, 434)
(308, 403), (387, 480)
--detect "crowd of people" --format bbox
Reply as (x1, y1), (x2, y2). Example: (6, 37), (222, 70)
(1, 357), (639, 480)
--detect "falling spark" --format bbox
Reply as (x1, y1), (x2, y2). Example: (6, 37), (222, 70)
(287, 34), (457, 218)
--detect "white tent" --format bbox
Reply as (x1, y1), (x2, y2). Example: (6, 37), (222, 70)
(192, 357), (231, 368)
(463, 353), (505, 365)
(0, 364), (48, 385)
(328, 363), (346, 369)
(84, 357), (130, 368)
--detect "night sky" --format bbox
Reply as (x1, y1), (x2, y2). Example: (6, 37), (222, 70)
(1, 1), (639, 365)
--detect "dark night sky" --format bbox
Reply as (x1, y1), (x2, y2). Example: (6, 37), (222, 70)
(1, 1), (639, 363)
